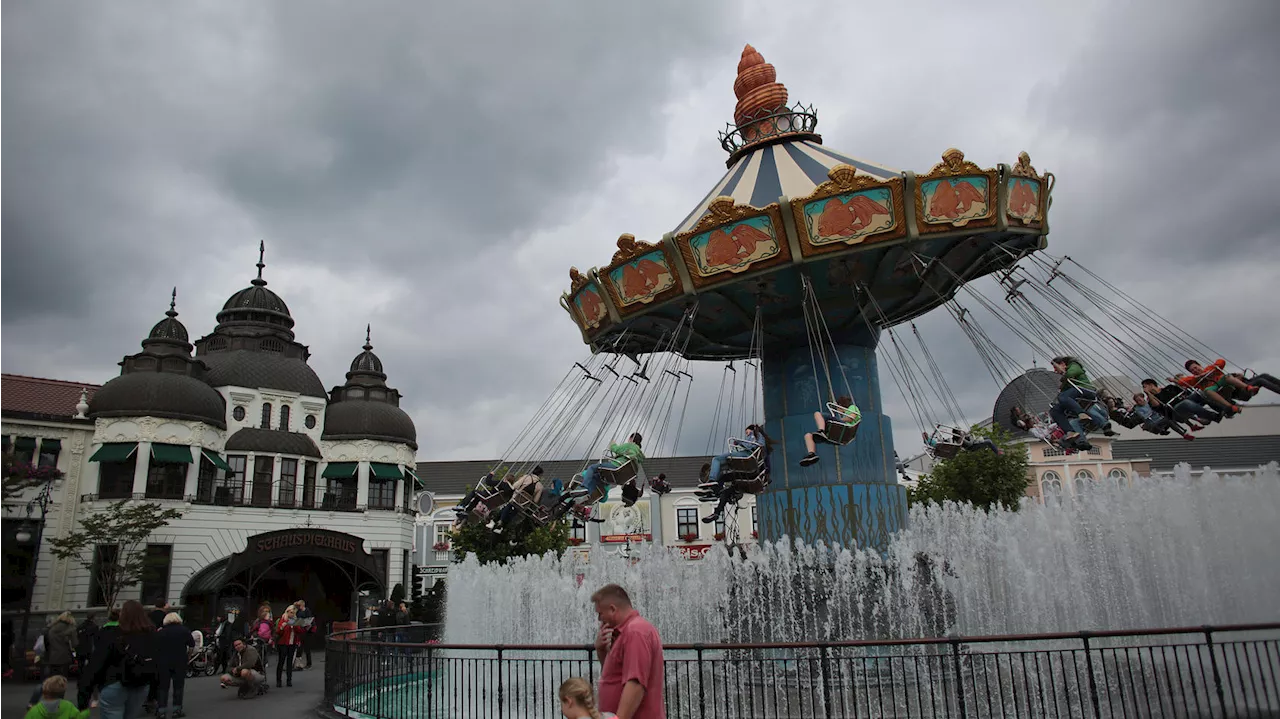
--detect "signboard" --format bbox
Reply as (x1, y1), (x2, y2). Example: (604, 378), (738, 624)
(598, 500), (651, 543)
(677, 544), (711, 561)
(415, 565), (449, 576)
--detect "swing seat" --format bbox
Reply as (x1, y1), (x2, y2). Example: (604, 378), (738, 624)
(721, 439), (764, 475)
(596, 460), (638, 487)
(822, 403), (861, 446)
(733, 470), (770, 495)
(928, 426), (964, 459)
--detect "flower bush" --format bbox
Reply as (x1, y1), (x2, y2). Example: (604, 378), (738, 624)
(432, 541), (450, 552)
(680, 532), (699, 543)
(751, 530), (759, 539)
(713, 531), (726, 541)
(568, 537), (585, 546)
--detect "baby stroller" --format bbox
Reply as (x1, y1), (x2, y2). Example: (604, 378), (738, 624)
(187, 643), (219, 677)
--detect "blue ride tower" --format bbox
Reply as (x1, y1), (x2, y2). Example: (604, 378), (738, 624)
(560, 44), (1053, 550)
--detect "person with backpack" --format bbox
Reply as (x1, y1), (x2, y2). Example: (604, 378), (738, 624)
(87, 600), (157, 719)
(28, 612), (78, 709)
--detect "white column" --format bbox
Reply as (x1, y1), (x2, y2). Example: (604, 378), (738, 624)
(184, 444), (201, 499)
(132, 441), (152, 497)
(356, 461), (370, 510)
(393, 475), (405, 512)
(272, 454), (283, 506)
(244, 455), (257, 504)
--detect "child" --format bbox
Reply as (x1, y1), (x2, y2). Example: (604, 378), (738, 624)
(25, 676), (89, 719)
(558, 677), (616, 719)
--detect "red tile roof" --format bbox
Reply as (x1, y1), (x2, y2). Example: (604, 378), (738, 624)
(2, 374), (101, 420)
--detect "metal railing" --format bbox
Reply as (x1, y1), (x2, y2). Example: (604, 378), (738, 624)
(323, 623), (1280, 718)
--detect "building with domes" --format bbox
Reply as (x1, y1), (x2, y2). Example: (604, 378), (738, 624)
(2, 247), (419, 630)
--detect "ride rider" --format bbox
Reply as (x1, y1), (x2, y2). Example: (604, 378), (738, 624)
(1048, 356), (1115, 442)
(701, 425), (772, 524)
(494, 466), (544, 529)
(569, 432), (646, 505)
(452, 472), (506, 524)
(800, 395), (860, 466)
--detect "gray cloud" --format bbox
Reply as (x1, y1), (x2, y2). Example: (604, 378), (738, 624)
(4, 0), (1277, 465)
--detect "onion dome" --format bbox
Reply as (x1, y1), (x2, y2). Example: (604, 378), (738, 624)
(675, 45), (901, 234)
(194, 243), (326, 397)
(323, 327), (417, 449)
(90, 290), (227, 428)
(225, 427), (321, 458)
(991, 368), (1062, 437)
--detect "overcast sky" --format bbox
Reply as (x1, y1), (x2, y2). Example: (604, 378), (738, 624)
(5, 0), (1278, 462)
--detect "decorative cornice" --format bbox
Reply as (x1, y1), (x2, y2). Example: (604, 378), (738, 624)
(609, 234), (661, 266)
(927, 147), (984, 177)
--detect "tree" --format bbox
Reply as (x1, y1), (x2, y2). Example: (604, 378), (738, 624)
(49, 500), (183, 610)
(450, 518), (571, 565)
(907, 426), (1030, 511)
(3, 452), (64, 500)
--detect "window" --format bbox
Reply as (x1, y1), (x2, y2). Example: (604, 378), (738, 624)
(219, 455), (247, 505)
(260, 403), (272, 429)
(146, 459), (187, 500)
(325, 478), (358, 510)
(1073, 469), (1094, 495)
(232, 406), (246, 422)
(278, 459), (298, 507)
(139, 544), (173, 604)
(14, 437), (36, 465)
(1040, 471), (1063, 502)
(369, 479), (396, 510)
(752, 506), (758, 537)
(99, 454), (138, 499)
(252, 456), (274, 507)
(434, 524), (452, 561)
(677, 507), (699, 540)
(195, 455), (219, 503)
(301, 462), (317, 509)
(570, 520), (587, 545)
(279, 405), (291, 431)
(37, 439), (61, 468)
(88, 545), (119, 607)
(714, 514), (726, 538)
(305, 415), (317, 429)
(1108, 468), (1128, 487)
(372, 549), (389, 589)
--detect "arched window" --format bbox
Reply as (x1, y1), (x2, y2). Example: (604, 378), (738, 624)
(1073, 469), (1094, 495)
(1107, 468), (1128, 487)
(279, 405), (291, 431)
(261, 403), (272, 429)
(1040, 471), (1062, 502)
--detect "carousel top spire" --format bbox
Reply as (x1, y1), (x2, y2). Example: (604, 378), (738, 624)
(719, 44), (819, 164)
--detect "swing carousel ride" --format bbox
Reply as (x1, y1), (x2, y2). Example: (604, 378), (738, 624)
(453, 45), (1272, 551)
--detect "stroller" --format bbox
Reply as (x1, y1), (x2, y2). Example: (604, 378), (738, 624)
(186, 643), (219, 677)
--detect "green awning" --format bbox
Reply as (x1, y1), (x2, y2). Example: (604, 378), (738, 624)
(151, 443), (193, 464)
(322, 461), (358, 479)
(202, 449), (233, 472)
(14, 437), (37, 450)
(405, 467), (424, 488)
(369, 462), (403, 480)
(89, 442), (138, 463)
(39, 438), (62, 452)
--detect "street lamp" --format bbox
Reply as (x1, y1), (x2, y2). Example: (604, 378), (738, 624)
(12, 478), (55, 673)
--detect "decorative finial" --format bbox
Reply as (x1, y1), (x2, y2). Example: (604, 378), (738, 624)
(74, 388), (89, 419)
(364, 324), (372, 351)
(166, 287), (178, 318)
(733, 44), (788, 129)
(253, 241), (267, 286)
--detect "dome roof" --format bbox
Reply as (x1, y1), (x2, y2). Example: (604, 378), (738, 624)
(322, 400), (417, 448)
(90, 371), (226, 427)
(219, 284), (292, 323)
(349, 325), (384, 375)
(148, 289), (189, 343)
(212, 242), (296, 336)
(201, 350), (326, 397)
(225, 427), (321, 458)
(991, 368), (1061, 437)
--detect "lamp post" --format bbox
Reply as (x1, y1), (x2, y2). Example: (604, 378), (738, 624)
(13, 478), (54, 673)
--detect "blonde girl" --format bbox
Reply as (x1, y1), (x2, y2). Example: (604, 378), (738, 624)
(558, 677), (616, 719)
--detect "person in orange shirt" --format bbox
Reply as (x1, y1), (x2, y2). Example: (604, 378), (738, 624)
(1171, 359), (1255, 414)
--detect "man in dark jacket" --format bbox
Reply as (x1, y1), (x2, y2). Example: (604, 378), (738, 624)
(155, 614), (194, 718)
(76, 614), (99, 668)
(214, 612), (242, 674)
(77, 609), (118, 710)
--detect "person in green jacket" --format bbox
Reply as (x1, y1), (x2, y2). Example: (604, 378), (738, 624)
(1050, 356), (1113, 438)
(571, 432), (646, 505)
(26, 676), (90, 719)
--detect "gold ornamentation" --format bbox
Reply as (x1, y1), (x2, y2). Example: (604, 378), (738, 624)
(927, 147), (984, 176)
(609, 233), (661, 265)
(1009, 151), (1041, 179)
(789, 164), (908, 258)
(690, 196), (778, 234)
(568, 267), (590, 294)
(913, 148), (999, 234)
(674, 200), (791, 289)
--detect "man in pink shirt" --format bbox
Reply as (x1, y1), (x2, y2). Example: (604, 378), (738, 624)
(592, 584), (665, 719)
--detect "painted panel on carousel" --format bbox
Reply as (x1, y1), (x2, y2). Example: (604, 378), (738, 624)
(913, 148), (999, 234)
(1006, 151), (1050, 228)
(676, 197), (791, 288)
(600, 234), (682, 312)
(568, 267), (609, 332)
(790, 164), (907, 258)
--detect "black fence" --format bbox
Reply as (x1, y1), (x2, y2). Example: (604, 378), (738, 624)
(323, 623), (1280, 718)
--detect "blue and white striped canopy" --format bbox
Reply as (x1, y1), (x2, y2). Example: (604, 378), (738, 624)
(672, 139), (902, 235)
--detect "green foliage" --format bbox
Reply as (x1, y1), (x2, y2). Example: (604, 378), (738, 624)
(48, 500), (183, 609)
(450, 518), (571, 566)
(908, 426), (1030, 512)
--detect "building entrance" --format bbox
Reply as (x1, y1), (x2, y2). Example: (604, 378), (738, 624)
(182, 528), (385, 631)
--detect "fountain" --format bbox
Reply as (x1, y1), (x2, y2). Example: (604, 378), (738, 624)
(445, 466), (1280, 644)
